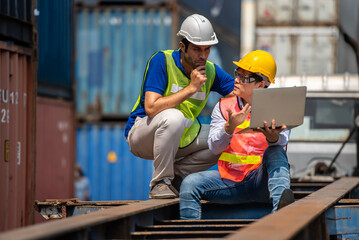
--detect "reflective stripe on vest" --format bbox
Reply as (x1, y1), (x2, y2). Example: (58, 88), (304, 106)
(170, 84), (206, 100)
(219, 152), (261, 164)
(218, 96), (268, 182)
(237, 120), (250, 129)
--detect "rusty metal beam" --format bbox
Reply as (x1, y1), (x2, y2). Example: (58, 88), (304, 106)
(1, 178), (358, 240)
(224, 177), (359, 240)
(0, 199), (179, 240)
(132, 230), (235, 239)
(290, 182), (329, 188)
(158, 219), (257, 225)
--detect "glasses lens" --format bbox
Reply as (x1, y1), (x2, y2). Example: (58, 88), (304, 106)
(234, 70), (246, 83)
(234, 70), (260, 84)
(234, 69), (239, 78)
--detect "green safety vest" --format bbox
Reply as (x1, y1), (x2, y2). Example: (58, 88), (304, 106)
(132, 50), (216, 148)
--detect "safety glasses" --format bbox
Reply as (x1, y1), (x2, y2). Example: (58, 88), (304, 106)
(234, 69), (263, 84)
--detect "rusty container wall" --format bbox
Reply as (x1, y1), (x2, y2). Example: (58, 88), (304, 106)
(0, 42), (36, 231)
(35, 97), (75, 223)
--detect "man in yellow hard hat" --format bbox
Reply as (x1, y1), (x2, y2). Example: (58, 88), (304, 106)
(125, 14), (234, 199)
(179, 50), (294, 219)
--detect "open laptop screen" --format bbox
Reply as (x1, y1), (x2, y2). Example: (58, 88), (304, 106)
(249, 86), (307, 129)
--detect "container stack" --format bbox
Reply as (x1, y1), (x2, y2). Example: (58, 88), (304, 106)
(74, 1), (175, 201)
(35, 0), (76, 224)
(0, 0), (37, 230)
(255, 0), (339, 76)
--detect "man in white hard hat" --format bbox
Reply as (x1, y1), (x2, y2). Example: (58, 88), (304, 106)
(125, 14), (234, 199)
(180, 50), (294, 219)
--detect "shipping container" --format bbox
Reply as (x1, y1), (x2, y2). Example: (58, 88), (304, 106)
(337, 0), (359, 74)
(75, 0), (172, 6)
(75, 7), (173, 119)
(0, 0), (33, 45)
(178, 0), (242, 74)
(256, 0), (294, 26)
(35, 97), (76, 223)
(37, 0), (74, 99)
(256, 27), (338, 76)
(256, 0), (338, 26)
(76, 124), (153, 200)
(0, 41), (36, 231)
(297, 0), (338, 25)
(271, 74), (359, 178)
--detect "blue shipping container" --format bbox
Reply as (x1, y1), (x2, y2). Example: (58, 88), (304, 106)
(75, 8), (173, 117)
(76, 124), (218, 201)
(37, 0), (73, 99)
(76, 124), (154, 200)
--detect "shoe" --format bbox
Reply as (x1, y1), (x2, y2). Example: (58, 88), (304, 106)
(149, 181), (177, 199)
(277, 189), (295, 210)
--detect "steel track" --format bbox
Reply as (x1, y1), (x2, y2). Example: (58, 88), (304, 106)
(0, 177), (358, 240)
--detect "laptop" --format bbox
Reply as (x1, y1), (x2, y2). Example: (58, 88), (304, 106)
(236, 86), (307, 134)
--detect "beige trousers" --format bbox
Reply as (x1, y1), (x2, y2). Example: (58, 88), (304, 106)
(127, 108), (219, 187)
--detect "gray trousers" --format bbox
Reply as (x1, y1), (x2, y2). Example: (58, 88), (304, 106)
(127, 108), (219, 187)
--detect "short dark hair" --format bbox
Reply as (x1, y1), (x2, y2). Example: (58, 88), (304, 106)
(250, 72), (268, 88)
(180, 38), (190, 52)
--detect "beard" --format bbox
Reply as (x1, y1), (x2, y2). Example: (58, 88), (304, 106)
(183, 53), (206, 69)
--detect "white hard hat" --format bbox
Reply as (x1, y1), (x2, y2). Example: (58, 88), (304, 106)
(177, 14), (218, 46)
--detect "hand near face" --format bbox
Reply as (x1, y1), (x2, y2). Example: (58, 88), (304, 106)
(256, 119), (286, 143)
(189, 65), (207, 92)
(224, 103), (251, 134)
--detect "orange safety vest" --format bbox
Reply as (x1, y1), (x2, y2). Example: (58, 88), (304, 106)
(218, 96), (268, 182)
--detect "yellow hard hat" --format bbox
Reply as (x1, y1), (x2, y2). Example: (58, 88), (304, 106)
(233, 50), (277, 85)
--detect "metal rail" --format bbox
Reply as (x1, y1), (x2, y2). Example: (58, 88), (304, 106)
(224, 177), (359, 240)
(0, 177), (358, 240)
(0, 199), (179, 240)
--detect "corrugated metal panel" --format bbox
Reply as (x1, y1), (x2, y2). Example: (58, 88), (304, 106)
(0, 0), (32, 21)
(37, 0), (73, 99)
(296, 33), (336, 75)
(178, 0), (242, 74)
(35, 97), (75, 223)
(272, 74), (359, 94)
(0, 41), (36, 231)
(178, 0), (242, 37)
(256, 0), (294, 26)
(0, 0), (33, 45)
(297, 0), (338, 25)
(256, 0), (338, 26)
(256, 33), (293, 75)
(75, 0), (172, 5)
(256, 27), (338, 76)
(337, 0), (359, 74)
(75, 7), (173, 118)
(76, 124), (154, 200)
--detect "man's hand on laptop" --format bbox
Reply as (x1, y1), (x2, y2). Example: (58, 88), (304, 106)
(256, 119), (286, 143)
